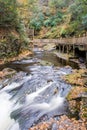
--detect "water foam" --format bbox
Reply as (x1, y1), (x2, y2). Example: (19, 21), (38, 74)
(26, 82), (53, 104)
(0, 92), (14, 130)
(10, 122), (20, 130)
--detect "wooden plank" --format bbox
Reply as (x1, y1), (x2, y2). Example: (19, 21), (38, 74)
(29, 36), (87, 46)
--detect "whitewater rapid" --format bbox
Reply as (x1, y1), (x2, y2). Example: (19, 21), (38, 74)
(0, 56), (72, 130)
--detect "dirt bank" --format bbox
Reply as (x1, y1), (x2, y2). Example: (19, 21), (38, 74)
(62, 69), (87, 122)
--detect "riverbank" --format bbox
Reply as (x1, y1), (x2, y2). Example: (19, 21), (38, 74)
(0, 50), (32, 65)
(29, 115), (86, 130)
(0, 50), (32, 80)
(43, 43), (86, 69)
(61, 69), (87, 128)
(54, 51), (86, 69)
(64, 69), (87, 122)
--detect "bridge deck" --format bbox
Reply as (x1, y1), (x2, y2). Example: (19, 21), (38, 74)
(30, 36), (87, 45)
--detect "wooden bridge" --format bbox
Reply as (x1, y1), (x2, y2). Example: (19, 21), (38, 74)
(30, 36), (87, 61)
(30, 36), (87, 46)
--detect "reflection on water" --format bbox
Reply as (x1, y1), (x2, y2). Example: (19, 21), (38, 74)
(0, 49), (79, 71)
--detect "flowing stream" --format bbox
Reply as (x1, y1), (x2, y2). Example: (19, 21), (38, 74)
(0, 48), (78, 130)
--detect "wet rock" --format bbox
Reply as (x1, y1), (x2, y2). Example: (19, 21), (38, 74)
(65, 65), (71, 69)
(52, 122), (59, 130)
(3, 68), (16, 73)
(0, 68), (16, 80)
(63, 69), (85, 86)
(67, 91), (87, 121)
(53, 87), (58, 95)
(3, 68), (16, 76)
(47, 79), (53, 83)
(67, 86), (86, 100)
(39, 60), (53, 66)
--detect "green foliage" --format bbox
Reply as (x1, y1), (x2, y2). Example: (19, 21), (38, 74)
(29, 10), (63, 30)
(67, 0), (87, 35)
(44, 16), (62, 27)
(49, 0), (69, 9)
(29, 19), (42, 30)
(28, 0), (39, 14)
(29, 12), (44, 30)
(44, 12), (63, 27)
(0, 0), (84, 41)
(82, 15), (87, 30)
(0, 34), (21, 58)
(0, 0), (18, 27)
(0, 0), (30, 58)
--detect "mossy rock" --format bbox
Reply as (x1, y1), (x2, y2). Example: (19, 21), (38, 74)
(64, 69), (85, 86)
(39, 60), (53, 66)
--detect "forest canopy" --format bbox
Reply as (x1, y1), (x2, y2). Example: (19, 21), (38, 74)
(0, 0), (18, 27)
(0, 0), (87, 38)
(27, 0), (87, 38)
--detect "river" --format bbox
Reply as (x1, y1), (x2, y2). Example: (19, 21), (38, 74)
(0, 48), (79, 130)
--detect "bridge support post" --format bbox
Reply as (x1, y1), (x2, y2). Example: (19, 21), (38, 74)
(67, 45), (69, 59)
(67, 45), (69, 54)
(86, 52), (87, 60)
(62, 45), (64, 53)
(86, 51), (87, 68)
(69, 45), (71, 52)
(73, 44), (75, 57)
(59, 45), (61, 53)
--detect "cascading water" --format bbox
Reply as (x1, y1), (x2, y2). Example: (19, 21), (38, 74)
(0, 49), (72, 130)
